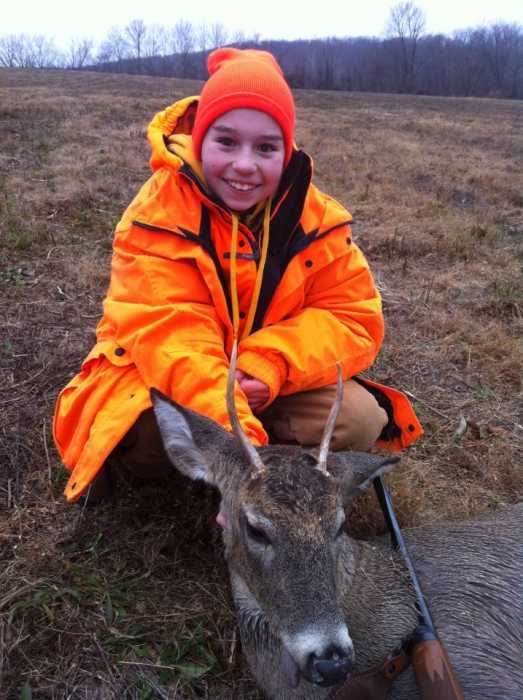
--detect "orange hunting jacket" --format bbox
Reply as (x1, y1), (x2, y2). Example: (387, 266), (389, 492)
(53, 96), (422, 501)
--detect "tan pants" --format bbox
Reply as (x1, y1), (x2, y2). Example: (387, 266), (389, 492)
(261, 379), (388, 452)
(105, 379), (387, 481)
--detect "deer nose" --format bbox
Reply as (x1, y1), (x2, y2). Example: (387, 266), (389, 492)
(306, 645), (353, 687)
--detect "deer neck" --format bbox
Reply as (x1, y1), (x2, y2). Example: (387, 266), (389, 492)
(340, 536), (419, 669)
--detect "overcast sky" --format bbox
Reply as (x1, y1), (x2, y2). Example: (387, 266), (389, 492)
(2, 0), (522, 49)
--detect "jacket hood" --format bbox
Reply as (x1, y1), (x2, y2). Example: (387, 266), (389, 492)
(147, 96), (204, 180)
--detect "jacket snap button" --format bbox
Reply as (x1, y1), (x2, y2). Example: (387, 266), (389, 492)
(408, 424), (415, 432)
(239, 311), (246, 319)
(239, 240), (245, 247)
(115, 347), (125, 356)
(346, 237), (352, 245)
(305, 260), (313, 268)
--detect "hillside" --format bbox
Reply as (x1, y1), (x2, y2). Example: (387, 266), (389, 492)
(1, 68), (522, 698)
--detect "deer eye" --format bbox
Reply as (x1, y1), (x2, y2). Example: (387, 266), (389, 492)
(245, 520), (272, 546)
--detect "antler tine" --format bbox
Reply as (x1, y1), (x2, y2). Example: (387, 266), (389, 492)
(227, 339), (266, 474)
(316, 363), (344, 474)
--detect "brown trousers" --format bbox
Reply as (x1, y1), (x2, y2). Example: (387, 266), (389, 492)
(106, 379), (388, 483)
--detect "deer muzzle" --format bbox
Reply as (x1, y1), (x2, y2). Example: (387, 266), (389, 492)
(282, 626), (354, 688)
(306, 645), (354, 687)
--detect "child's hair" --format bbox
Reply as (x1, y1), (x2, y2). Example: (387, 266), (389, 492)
(191, 48), (296, 165)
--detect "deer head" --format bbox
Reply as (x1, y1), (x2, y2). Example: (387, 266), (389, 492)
(151, 346), (397, 689)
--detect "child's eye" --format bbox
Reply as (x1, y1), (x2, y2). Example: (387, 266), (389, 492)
(258, 143), (277, 153)
(217, 137), (235, 147)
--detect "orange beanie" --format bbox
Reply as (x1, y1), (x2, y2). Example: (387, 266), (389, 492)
(192, 48), (296, 165)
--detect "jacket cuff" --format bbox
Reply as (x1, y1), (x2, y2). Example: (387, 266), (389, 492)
(236, 350), (287, 410)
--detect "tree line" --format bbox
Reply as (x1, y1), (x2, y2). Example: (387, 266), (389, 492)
(1, 3), (522, 99)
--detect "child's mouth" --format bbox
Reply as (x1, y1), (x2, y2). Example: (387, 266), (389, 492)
(225, 179), (259, 192)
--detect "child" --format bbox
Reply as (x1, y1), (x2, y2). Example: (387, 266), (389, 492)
(53, 48), (422, 503)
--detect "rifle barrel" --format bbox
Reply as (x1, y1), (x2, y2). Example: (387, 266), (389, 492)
(373, 476), (435, 632)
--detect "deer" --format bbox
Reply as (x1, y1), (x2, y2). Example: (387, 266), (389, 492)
(150, 350), (523, 700)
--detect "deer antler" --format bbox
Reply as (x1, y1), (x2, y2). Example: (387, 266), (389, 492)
(227, 339), (267, 475)
(316, 363), (344, 474)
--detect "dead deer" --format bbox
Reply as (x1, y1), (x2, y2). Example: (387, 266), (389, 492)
(151, 357), (523, 699)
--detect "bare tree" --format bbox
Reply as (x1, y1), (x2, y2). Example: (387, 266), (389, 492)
(0, 34), (25, 67)
(0, 34), (56, 68)
(386, 1), (426, 92)
(193, 22), (210, 77)
(97, 26), (130, 68)
(125, 18), (147, 70)
(144, 24), (167, 58)
(449, 29), (484, 96)
(28, 35), (59, 68)
(478, 23), (523, 97)
(231, 29), (246, 44)
(141, 24), (167, 75)
(170, 19), (195, 77)
(315, 38), (338, 89)
(208, 22), (229, 49)
(67, 37), (94, 69)
(195, 22), (209, 52)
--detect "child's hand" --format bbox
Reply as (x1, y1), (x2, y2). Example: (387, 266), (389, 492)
(235, 370), (270, 413)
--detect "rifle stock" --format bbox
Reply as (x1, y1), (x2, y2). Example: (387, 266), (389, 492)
(410, 638), (465, 700)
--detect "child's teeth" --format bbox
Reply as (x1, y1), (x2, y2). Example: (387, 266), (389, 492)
(229, 181), (255, 191)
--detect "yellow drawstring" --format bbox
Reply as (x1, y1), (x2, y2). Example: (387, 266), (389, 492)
(230, 213), (240, 338)
(229, 198), (272, 341)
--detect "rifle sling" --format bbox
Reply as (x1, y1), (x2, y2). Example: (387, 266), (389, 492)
(327, 649), (410, 700)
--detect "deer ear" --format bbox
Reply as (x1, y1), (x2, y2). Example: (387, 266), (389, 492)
(150, 388), (227, 485)
(329, 453), (400, 504)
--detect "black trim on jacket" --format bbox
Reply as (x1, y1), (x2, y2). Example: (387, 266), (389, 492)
(251, 150), (312, 332)
(353, 376), (402, 442)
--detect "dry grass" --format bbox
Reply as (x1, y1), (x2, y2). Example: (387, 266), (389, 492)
(1, 68), (522, 698)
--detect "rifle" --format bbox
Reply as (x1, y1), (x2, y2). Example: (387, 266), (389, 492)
(373, 476), (465, 700)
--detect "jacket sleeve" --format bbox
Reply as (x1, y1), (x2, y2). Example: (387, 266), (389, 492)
(236, 242), (384, 407)
(100, 179), (267, 446)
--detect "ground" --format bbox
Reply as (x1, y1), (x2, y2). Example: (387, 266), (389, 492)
(0, 69), (522, 698)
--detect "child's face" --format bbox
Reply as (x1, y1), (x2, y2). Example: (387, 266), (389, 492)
(201, 108), (285, 212)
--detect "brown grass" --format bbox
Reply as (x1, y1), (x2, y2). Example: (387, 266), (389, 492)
(1, 68), (522, 698)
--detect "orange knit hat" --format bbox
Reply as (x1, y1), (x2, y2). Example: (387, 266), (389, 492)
(192, 48), (296, 165)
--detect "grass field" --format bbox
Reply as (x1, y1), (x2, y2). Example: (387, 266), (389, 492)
(0, 68), (522, 699)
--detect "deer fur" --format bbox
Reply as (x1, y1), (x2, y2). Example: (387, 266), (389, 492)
(151, 390), (523, 699)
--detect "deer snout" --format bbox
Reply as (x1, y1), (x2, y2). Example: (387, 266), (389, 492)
(306, 644), (354, 687)
(283, 626), (354, 687)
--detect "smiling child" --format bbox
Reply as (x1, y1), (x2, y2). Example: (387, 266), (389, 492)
(53, 48), (422, 502)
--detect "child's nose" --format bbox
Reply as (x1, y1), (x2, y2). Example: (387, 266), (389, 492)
(232, 148), (257, 173)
